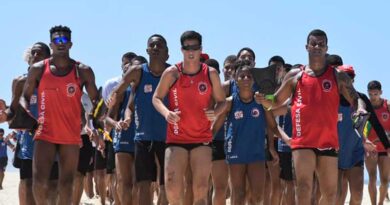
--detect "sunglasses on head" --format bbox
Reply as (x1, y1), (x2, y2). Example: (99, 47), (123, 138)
(182, 44), (201, 51)
(52, 36), (69, 45)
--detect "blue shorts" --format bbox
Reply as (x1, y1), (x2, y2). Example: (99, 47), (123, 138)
(113, 129), (135, 154)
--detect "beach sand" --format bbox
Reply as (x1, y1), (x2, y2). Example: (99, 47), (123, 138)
(1, 172), (389, 204)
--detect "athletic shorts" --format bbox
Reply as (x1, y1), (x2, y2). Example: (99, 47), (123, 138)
(105, 140), (115, 174)
(135, 140), (165, 185)
(113, 129), (135, 154)
(19, 159), (59, 180)
(378, 152), (388, 157)
(94, 148), (106, 171)
(167, 142), (212, 152)
(212, 140), (226, 161)
(292, 148), (338, 157)
(77, 135), (94, 176)
(0, 157), (8, 172)
(279, 152), (294, 181)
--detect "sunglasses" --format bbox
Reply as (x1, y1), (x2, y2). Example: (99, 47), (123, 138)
(182, 44), (201, 51)
(52, 36), (70, 45)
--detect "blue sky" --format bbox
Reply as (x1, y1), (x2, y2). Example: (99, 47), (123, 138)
(1, 1), (390, 172)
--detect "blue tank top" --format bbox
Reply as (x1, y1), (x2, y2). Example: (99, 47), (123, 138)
(277, 112), (292, 152)
(226, 93), (267, 158)
(116, 86), (135, 142)
(134, 63), (168, 141)
(214, 122), (226, 141)
(0, 139), (7, 158)
(19, 89), (38, 160)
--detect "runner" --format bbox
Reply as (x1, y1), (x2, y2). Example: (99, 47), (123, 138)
(19, 25), (101, 205)
(256, 29), (367, 205)
(152, 30), (226, 205)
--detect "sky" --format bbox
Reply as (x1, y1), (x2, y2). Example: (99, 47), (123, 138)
(1, 1), (390, 173)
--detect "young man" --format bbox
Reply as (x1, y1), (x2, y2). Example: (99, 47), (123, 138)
(366, 80), (390, 205)
(19, 25), (100, 205)
(0, 128), (13, 190)
(256, 29), (366, 205)
(152, 30), (226, 205)
(111, 34), (170, 205)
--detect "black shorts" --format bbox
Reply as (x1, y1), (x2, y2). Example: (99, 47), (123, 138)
(105, 140), (115, 174)
(378, 152), (388, 157)
(279, 152), (294, 181)
(292, 148), (338, 157)
(135, 140), (166, 185)
(86, 148), (96, 173)
(0, 157), (8, 171)
(167, 142), (211, 152)
(20, 159), (58, 180)
(94, 148), (106, 171)
(77, 135), (94, 176)
(212, 140), (226, 161)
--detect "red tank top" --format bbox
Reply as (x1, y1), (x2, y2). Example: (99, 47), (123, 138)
(35, 59), (82, 145)
(166, 62), (213, 144)
(291, 66), (340, 149)
(368, 99), (390, 152)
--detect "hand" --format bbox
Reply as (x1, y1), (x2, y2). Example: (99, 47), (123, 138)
(283, 137), (292, 147)
(85, 127), (94, 139)
(352, 108), (367, 118)
(204, 109), (215, 121)
(254, 92), (266, 105)
(270, 149), (279, 165)
(114, 121), (126, 131)
(122, 117), (131, 130)
(107, 93), (117, 109)
(363, 140), (376, 153)
(166, 110), (181, 124)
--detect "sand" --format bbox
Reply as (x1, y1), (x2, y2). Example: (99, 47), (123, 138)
(0, 172), (389, 204)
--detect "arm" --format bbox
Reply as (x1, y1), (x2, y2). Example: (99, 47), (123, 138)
(264, 110), (280, 164)
(152, 66), (180, 124)
(208, 67), (227, 118)
(211, 97), (232, 135)
(337, 71), (365, 113)
(3, 76), (26, 122)
(221, 80), (231, 97)
(20, 63), (44, 112)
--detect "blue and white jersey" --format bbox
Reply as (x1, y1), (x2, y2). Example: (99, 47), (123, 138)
(277, 112), (292, 152)
(0, 139), (7, 158)
(134, 63), (168, 142)
(338, 105), (364, 169)
(225, 93), (267, 164)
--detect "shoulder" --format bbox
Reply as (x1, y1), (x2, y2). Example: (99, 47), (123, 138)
(163, 65), (179, 76)
(285, 68), (303, 79)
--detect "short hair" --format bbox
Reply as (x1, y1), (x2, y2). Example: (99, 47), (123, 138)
(50, 25), (72, 39)
(327, 54), (343, 66)
(234, 61), (252, 77)
(292, 64), (304, 69)
(205, 59), (220, 73)
(180, 30), (202, 46)
(223, 55), (237, 65)
(307, 29), (327, 44)
(33, 42), (51, 57)
(367, 80), (382, 90)
(237, 47), (256, 61)
(148, 34), (168, 47)
(131, 55), (148, 64)
(0, 128), (4, 134)
(268, 55), (285, 66)
(122, 52), (137, 61)
(284, 63), (292, 72)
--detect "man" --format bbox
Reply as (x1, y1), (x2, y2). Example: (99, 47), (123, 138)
(19, 25), (100, 205)
(111, 34), (170, 205)
(105, 52), (138, 205)
(0, 128), (14, 190)
(366, 80), (390, 205)
(256, 29), (366, 205)
(152, 30), (226, 205)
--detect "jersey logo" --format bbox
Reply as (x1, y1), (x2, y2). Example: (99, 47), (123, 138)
(382, 112), (389, 121)
(66, 83), (77, 97)
(338, 113), (343, 122)
(322, 79), (332, 92)
(144, 84), (153, 93)
(30, 95), (37, 104)
(234, 110), (244, 119)
(198, 81), (208, 95)
(251, 108), (260, 118)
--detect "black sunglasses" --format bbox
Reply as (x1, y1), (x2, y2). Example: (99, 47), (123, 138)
(182, 44), (201, 51)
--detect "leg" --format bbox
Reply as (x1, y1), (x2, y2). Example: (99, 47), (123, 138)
(47, 162), (59, 204)
(267, 160), (281, 205)
(377, 155), (390, 205)
(292, 149), (316, 205)
(346, 166), (364, 205)
(184, 165), (193, 205)
(336, 170), (348, 205)
(32, 140), (56, 204)
(84, 171), (95, 198)
(211, 160), (229, 205)
(247, 161), (266, 205)
(57, 144), (80, 205)
(365, 154), (378, 205)
(165, 146), (189, 205)
(155, 142), (168, 205)
(72, 171), (85, 205)
(263, 167), (271, 205)
(229, 164), (246, 205)
(190, 146), (212, 205)
(316, 155), (338, 205)
(115, 152), (134, 205)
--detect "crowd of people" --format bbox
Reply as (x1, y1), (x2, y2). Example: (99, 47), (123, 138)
(0, 25), (389, 205)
